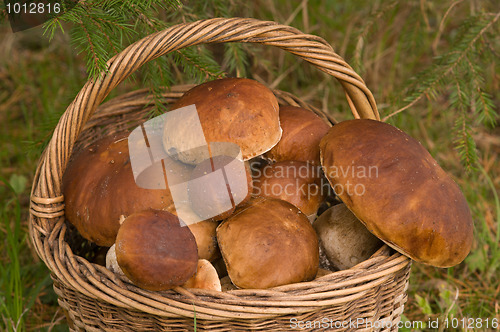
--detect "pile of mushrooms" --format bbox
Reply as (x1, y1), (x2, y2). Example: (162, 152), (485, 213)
(62, 77), (473, 292)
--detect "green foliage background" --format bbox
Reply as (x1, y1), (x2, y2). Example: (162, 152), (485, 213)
(0, 0), (498, 330)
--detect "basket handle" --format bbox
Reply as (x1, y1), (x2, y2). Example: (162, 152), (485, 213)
(31, 17), (379, 204)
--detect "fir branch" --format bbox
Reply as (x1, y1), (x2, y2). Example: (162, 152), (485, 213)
(173, 48), (225, 83)
(142, 56), (175, 118)
(451, 75), (478, 172)
(223, 43), (248, 77)
(383, 11), (500, 121)
(475, 91), (496, 127)
(79, 20), (103, 77)
(42, 0), (181, 80)
(464, 54), (497, 127)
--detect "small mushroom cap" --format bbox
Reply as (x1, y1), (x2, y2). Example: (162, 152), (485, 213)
(163, 77), (281, 164)
(216, 197), (319, 289)
(320, 119), (474, 267)
(252, 161), (326, 217)
(186, 219), (220, 262)
(182, 259), (222, 292)
(115, 209), (198, 291)
(313, 204), (383, 270)
(264, 105), (331, 165)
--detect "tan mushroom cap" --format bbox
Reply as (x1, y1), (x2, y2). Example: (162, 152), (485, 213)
(319, 119), (473, 267)
(182, 259), (222, 292)
(252, 161), (326, 218)
(216, 197), (319, 289)
(115, 209), (198, 291)
(163, 77), (281, 164)
(264, 105), (331, 165)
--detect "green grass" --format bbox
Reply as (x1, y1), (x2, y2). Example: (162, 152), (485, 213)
(0, 1), (499, 330)
(0, 178), (54, 331)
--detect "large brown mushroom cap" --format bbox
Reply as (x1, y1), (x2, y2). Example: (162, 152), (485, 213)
(319, 119), (473, 267)
(163, 77), (281, 164)
(252, 161), (326, 218)
(216, 197), (319, 289)
(264, 105), (331, 165)
(115, 209), (198, 291)
(62, 134), (176, 246)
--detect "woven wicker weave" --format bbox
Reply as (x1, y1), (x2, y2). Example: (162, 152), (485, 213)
(29, 18), (411, 331)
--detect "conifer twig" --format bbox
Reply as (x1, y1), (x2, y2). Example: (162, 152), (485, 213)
(383, 11), (500, 122)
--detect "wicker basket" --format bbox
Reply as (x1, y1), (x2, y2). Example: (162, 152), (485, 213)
(29, 18), (411, 331)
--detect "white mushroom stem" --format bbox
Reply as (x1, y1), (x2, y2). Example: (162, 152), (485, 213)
(106, 244), (131, 282)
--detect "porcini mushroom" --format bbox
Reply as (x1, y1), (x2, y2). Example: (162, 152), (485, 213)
(264, 105), (331, 165)
(252, 161), (326, 221)
(313, 204), (383, 270)
(115, 209), (198, 291)
(320, 119), (474, 267)
(162, 77), (281, 165)
(182, 259), (221, 291)
(63, 133), (176, 246)
(216, 197), (319, 289)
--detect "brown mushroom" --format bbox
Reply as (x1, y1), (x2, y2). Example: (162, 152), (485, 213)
(162, 77), (281, 165)
(63, 133), (177, 246)
(216, 197), (319, 289)
(320, 119), (474, 267)
(182, 259), (221, 291)
(264, 105), (331, 165)
(313, 204), (383, 270)
(185, 217), (220, 262)
(252, 161), (326, 220)
(115, 209), (198, 291)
